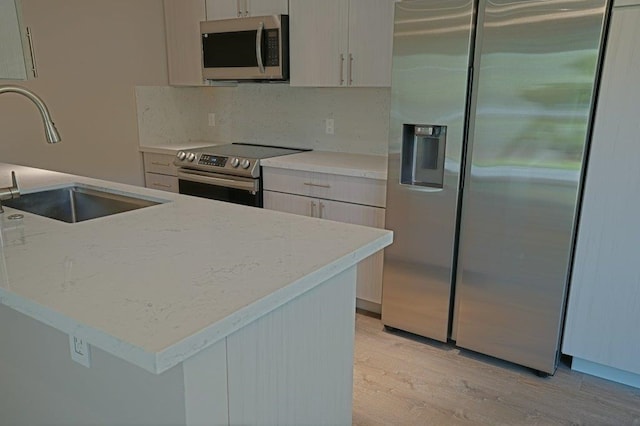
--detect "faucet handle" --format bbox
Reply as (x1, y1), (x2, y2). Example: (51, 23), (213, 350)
(0, 171), (20, 214)
(10, 171), (20, 197)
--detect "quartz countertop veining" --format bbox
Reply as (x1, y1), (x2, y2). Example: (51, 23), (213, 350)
(0, 163), (392, 374)
(260, 151), (388, 180)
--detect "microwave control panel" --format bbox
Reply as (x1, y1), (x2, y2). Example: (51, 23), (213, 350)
(266, 30), (279, 66)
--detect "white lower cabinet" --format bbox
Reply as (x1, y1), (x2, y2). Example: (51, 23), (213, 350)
(263, 174), (386, 311)
(143, 152), (179, 193)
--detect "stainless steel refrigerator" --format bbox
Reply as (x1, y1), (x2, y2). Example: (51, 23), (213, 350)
(382, 0), (609, 375)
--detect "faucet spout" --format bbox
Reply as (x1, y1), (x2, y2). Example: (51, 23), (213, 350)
(0, 85), (61, 143)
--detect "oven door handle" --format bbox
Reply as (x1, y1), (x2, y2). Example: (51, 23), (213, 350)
(177, 170), (259, 193)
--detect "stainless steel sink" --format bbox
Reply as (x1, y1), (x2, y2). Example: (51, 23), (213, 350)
(3, 184), (162, 223)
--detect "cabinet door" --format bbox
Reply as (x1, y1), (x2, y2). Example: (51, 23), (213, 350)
(562, 4), (640, 376)
(206, 0), (286, 19)
(289, 0), (349, 87)
(0, 0), (30, 80)
(245, 0), (288, 16)
(264, 190), (386, 306)
(164, 0), (206, 86)
(205, 0), (241, 19)
(347, 0), (394, 87)
(263, 191), (317, 217)
(319, 199), (386, 305)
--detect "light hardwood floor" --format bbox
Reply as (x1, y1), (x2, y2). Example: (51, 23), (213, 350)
(353, 312), (640, 425)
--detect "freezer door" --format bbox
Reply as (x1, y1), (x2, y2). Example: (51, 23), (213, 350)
(382, 0), (474, 342)
(454, 0), (608, 374)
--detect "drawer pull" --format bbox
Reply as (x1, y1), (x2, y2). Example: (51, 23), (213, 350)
(304, 182), (331, 189)
(151, 161), (171, 167)
(151, 183), (172, 189)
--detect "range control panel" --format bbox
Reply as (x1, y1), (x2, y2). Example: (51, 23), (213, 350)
(199, 154), (228, 167)
(174, 151), (257, 178)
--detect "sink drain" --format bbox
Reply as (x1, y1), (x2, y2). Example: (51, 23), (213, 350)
(7, 213), (24, 220)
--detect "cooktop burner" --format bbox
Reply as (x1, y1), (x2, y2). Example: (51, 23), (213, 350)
(174, 143), (311, 178)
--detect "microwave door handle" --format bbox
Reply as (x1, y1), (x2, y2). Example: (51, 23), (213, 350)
(256, 21), (265, 74)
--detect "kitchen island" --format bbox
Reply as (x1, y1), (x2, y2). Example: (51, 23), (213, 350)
(0, 163), (392, 426)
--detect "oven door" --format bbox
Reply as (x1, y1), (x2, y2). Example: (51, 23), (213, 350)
(177, 169), (262, 207)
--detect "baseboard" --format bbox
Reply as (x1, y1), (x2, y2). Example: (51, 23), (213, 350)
(356, 298), (381, 315)
(572, 357), (640, 389)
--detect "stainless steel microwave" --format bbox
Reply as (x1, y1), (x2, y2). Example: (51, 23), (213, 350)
(200, 15), (289, 81)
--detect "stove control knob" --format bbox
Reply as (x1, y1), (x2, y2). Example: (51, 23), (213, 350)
(186, 152), (196, 162)
(241, 159), (251, 169)
(176, 151), (187, 161)
(230, 157), (240, 168)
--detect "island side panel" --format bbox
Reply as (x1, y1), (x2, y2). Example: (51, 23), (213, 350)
(182, 337), (229, 425)
(0, 304), (187, 426)
(226, 266), (357, 425)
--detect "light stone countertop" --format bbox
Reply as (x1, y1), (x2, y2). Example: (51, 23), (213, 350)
(261, 151), (388, 180)
(0, 163), (392, 374)
(138, 141), (220, 155)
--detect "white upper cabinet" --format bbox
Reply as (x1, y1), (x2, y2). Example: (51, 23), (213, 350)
(0, 0), (33, 80)
(289, 0), (349, 87)
(347, 0), (394, 87)
(205, 0), (288, 20)
(163, 0), (207, 86)
(289, 0), (394, 87)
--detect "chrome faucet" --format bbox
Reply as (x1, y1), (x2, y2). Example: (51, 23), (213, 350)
(0, 85), (62, 213)
(0, 85), (61, 143)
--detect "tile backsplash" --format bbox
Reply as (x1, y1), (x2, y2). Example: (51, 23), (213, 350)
(135, 85), (390, 155)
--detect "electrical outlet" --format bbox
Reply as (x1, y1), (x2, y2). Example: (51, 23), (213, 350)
(325, 118), (334, 135)
(69, 335), (91, 368)
(208, 113), (216, 127)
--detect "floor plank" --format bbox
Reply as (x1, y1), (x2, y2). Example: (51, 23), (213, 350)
(353, 312), (640, 425)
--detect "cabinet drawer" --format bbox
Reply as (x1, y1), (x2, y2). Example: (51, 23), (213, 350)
(262, 167), (386, 207)
(145, 172), (179, 193)
(264, 190), (386, 227)
(143, 153), (178, 176)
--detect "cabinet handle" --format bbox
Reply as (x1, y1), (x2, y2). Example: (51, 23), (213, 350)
(304, 182), (331, 189)
(237, 0), (242, 16)
(26, 27), (38, 78)
(319, 202), (325, 219)
(349, 53), (354, 85)
(151, 183), (172, 189)
(151, 161), (171, 167)
(340, 54), (345, 85)
(310, 201), (317, 217)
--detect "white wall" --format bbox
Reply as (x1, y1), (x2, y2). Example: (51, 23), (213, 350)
(0, 0), (390, 191)
(136, 85), (391, 155)
(0, 0), (168, 186)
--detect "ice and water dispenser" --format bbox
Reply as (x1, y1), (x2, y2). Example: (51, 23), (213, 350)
(401, 124), (447, 188)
